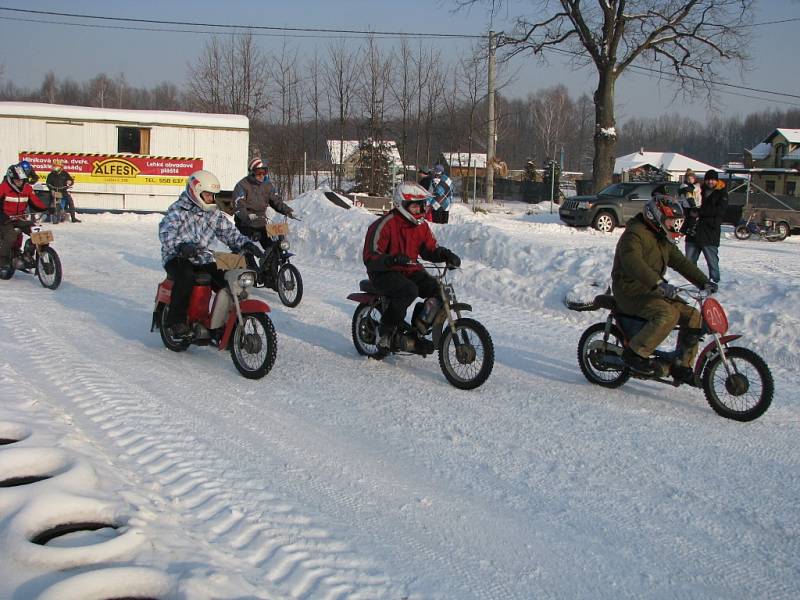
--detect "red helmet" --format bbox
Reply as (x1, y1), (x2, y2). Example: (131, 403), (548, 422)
(643, 195), (683, 238)
(392, 181), (430, 224)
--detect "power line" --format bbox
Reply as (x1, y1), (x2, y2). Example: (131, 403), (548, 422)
(0, 6), (485, 39)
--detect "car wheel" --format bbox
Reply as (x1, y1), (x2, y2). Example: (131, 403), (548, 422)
(592, 211), (616, 233)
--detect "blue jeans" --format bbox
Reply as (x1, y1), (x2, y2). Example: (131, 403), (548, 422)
(685, 242), (720, 282)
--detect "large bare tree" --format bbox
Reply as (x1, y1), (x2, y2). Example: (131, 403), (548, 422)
(460, 0), (753, 191)
(324, 40), (360, 190)
(187, 32), (270, 121)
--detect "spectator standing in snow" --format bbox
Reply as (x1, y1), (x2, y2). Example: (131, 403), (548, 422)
(677, 168), (700, 237)
(684, 169), (727, 284)
(427, 164), (453, 224)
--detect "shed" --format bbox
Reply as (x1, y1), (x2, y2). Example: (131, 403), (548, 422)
(0, 102), (249, 211)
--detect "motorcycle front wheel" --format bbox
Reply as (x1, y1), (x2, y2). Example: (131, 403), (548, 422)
(0, 263), (15, 280)
(276, 263), (303, 307)
(702, 346), (773, 421)
(734, 224), (752, 240)
(577, 322), (631, 388)
(35, 247), (62, 290)
(230, 312), (277, 379)
(438, 318), (494, 390)
(351, 303), (388, 360)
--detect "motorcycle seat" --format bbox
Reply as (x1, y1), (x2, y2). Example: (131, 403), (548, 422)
(359, 279), (378, 294)
(166, 272), (213, 285)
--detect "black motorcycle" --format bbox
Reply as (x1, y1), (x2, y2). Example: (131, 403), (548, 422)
(253, 217), (303, 307)
(0, 215), (62, 290)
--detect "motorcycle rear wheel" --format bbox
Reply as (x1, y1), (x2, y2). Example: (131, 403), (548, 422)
(577, 322), (631, 388)
(276, 263), (303, 307)
(702, 346), (773, 421)
(351, 303), (388, 360)
(230, 313), (277, 379)
(734, 225), (752, 240)
(35, 247), (62, 290)
(0, 264), (15, 280)
(157, 305), (191, 352)
(438, 318), (494, 390)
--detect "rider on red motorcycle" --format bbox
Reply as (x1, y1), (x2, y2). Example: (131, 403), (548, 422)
(159, 170), (264, 339)
(0, 163), (48, 273)
(362, 181), (461, 350)
(612, 194), (716, 379)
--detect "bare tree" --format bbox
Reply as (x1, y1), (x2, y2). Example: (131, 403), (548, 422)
(358, 35), (394, 193)
(305, 51), (323, 188)
(389, 38), (419, 170)
(323, 40), (359, 190)
(412, 43), (437, 169)
(528, 85), (573, 163)
(459, 0), (753, 191)
(40, 72), (57, 104)
(88, 74), (113, 108)
(187, 32), (270, 120)
(268, 42), (303, 198)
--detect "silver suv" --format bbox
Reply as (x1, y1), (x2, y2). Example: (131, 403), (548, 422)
(559, 181), (680, 232)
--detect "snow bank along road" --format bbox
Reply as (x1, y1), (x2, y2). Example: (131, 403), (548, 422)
(0, 194), (798, 599)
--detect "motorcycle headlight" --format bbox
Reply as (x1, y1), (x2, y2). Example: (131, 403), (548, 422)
(237, 271), (256, 289)
(279, 240), (290, 251)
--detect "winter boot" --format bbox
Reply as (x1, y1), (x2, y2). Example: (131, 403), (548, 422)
(622, 347), (657, 376)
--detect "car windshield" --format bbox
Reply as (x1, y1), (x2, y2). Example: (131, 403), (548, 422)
(598, 183), (639, 197)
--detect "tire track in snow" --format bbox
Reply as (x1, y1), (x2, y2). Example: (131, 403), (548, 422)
(3, 314), (404, 599)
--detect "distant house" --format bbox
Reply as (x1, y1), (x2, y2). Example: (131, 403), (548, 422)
(326, 139), (403, 180)
(439, 152), (488, 178)
(744, 129), (800, 196)
(614, 150), (717, 182)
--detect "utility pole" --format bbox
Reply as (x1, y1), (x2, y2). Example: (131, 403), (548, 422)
(486, 30), (496, 205)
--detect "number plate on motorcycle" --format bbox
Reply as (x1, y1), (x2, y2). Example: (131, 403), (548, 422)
(214, 252), (246, 270)
(266, 223), (289, 236)
(31, 230), (54, 245)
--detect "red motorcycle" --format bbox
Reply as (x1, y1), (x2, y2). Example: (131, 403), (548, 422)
(151, 253), (277, 379)
(568, 286), (774, 421)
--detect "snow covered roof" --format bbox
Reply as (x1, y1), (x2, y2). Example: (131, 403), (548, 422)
(0, 101), (249, 129)
(747, 142), (772, 160)
(773, 128), (800, 144)
(442, 152), (487, 169)
(614, 150), (717, 175)
(783, 149), (800, 161)
(326, 139), (403, 167)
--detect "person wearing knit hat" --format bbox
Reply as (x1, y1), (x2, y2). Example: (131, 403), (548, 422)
(684, 168), (727, 284)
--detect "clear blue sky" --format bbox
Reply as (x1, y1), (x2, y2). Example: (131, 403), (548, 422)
(1, 0), (798, 120)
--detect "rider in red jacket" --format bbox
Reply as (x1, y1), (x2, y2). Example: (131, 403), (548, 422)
(0, 164), (48, 271)
(363, 181), (461, 349)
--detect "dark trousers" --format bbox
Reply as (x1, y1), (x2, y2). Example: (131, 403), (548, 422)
(164, 258), (225, 326)
(369, 269), (439, 334)
(235, 220), (274, 270)
(0, 220), (29, 265)
(431, 208), (450, 224)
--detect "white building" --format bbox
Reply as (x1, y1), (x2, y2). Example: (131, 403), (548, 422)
(615, 149), (718, 181)
(0, 102), (249, 211)
(326, 139), (403, 179)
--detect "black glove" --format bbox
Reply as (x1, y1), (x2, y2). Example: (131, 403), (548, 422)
(387, 254), (410, 266)
(657, 280), (678, 300)
(441, 248), (461, 268)
(703, 281), (718, 294)
(177, 242), (199, 259)
(285, 208), (294, 219)
(243, 242), (265, 259)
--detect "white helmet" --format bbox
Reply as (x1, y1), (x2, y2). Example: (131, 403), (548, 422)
(392, 181), (430, 225)
(186, 170), (221, 211)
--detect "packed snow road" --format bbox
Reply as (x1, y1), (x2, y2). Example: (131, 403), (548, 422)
(0, 194), (798, 599)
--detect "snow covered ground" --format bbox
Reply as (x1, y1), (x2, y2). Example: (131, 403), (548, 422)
(0, 191), (798, 599)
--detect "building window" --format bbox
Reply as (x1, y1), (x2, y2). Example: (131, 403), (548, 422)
(787, 181), (796, 197)
(774, 144), (786, 168)
(765, 180), (775, 193)
(117, 127), (150, 154)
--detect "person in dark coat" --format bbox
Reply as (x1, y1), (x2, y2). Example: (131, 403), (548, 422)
(684, 169), (727, 283)
(46, 159), (81, 223)
(612, 195), (714, 380)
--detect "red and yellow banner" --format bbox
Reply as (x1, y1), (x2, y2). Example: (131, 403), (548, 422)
(19, 152), (203, 186)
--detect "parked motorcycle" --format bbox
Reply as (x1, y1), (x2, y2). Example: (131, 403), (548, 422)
(253, 217), (303, 308)
(348, 262), (494, 390)
(0, 215), (62, 290)
(568, 286), (773, 421)
(151, 252), (277, 379)
(734, 209), (789, 241)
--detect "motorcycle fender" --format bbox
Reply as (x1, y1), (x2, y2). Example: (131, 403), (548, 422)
(217, 298), (271, 351)
(347, 292), (377, 303)
(155, 279), (173, 305)
(283, 252), (295, 259)
(694, 334), (742, 378)
(451, 302), (472, 313)
(150, 307), (161, 333)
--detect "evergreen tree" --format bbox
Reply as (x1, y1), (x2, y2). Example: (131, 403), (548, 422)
(355, 139), (393, 196)
(523, 158), (539, 182)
